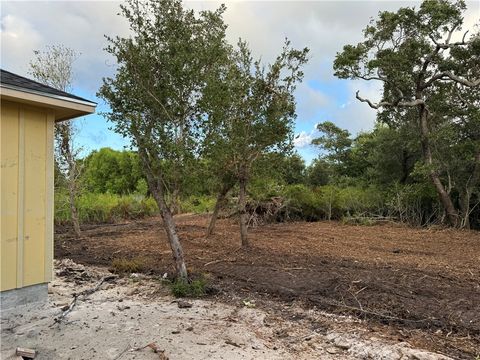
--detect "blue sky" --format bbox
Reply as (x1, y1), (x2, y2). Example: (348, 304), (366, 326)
(2, 1), (478, 164)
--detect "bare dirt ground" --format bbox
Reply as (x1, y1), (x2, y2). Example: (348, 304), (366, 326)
(55, 214), (480, 359)
(1, 259), (453, 360)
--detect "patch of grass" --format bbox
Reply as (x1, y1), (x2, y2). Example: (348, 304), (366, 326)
(110, 257), (145, 274)
(179, 195), (216, 214)
(55, 192), (158, 225)
(170, 278), (207, 298)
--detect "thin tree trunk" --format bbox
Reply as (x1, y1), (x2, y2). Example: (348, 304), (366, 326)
(459, 192), (471, 229)
(68, 181), (81, 237)
(61, 132), (81, 238)
(138, 149), (188, 280)
(460, 152), (480, 229)
(418, 105), (459, 227)
(238, 176), (249, 247)
(206, 183), (231, 238)
(171, 186), (181, 215)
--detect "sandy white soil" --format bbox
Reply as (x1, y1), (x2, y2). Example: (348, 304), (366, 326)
(1, 260), (450, 360)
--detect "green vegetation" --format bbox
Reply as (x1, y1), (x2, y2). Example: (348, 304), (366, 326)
(169, 278), (207, 298)
(55, 191), (157, 224)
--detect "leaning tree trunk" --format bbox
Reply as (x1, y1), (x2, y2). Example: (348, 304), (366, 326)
(418, 105), (459, 227)
(150, 180), (188, 280)
(138, 150), (188, 280)
(238, 176), (249, 247)
(206, 183), (231, 238)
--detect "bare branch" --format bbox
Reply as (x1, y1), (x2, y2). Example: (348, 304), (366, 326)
(358, 75), (385, 82)
(423, 72), (480, 89)
(355, 91), (424, 109)
(429, 29), (470, 49)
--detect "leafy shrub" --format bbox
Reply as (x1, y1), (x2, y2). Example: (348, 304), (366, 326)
(283, 184), (323, 221)
(180, 195), (216, 214)
(170, 278), (207, 298)
(281, 184), (385, 222)
(386, 183), (441, 226)
(55, 191), (158, 224)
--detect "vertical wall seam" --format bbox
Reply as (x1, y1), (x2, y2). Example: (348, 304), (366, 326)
(16, 107), (25, 288)
(44, 112), (54, 282)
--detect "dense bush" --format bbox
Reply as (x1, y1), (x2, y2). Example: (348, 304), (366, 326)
(386, 183), (441, 226)
(282, 184), (385, 222)
(55, 192), (158, 224)
(179, 195), (216, 214)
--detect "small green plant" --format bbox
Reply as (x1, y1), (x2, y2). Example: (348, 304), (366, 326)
(110, 257), (145, 274)
(170, 278), (207, 298)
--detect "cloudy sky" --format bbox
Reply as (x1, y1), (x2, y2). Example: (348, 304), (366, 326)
(1, 1), (478, 163)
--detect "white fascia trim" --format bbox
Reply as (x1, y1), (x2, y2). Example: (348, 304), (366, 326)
(0, 83), (97, 107)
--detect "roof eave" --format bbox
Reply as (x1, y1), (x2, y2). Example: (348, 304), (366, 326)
(1, 85), (96, 122)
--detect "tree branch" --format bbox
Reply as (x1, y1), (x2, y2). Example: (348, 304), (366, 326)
(355, 91), (424, 109)
(430, 29), (470, 49)
(423, 72), (480, 89)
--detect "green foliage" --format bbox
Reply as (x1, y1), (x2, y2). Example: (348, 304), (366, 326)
(170, 278), (207, 298)
(386, 183), (441, 226)
(312, 121), (352, 161)
(306, 159), (331, 186)
(284, 184), (322, 220)
(282, 184), (385, 221)
(201, 38), (309, 231)
(55, 192), (158, 224)
(82, 148), (144, 195)
(180, 195), (216, 214)
(98, 0), (229, 188)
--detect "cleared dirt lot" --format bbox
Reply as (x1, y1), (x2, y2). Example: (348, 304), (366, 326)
(55, 215), (480, 358)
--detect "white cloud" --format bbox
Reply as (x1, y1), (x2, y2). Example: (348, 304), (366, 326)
(1, 14), (43, 74)
(294, 122), (321, 149)
(294, 130), (314, 148)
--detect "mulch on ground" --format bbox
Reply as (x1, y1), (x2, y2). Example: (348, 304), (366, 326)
(55, 214), (480, 359)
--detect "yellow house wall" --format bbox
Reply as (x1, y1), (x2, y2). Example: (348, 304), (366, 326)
(1, 100), (54, 291)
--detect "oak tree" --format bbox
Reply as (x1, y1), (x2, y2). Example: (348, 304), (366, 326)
(98, 0), (228, 279)
(334, 0), (480, 227)
(202, 40), (309, 246)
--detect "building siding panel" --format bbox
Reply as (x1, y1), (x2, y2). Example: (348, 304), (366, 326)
(23, 108), (47, 286)
(1, 102), (20, 291)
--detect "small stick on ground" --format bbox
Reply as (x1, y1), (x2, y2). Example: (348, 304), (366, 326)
(53, 275), (117, 324)
(204, 258), (236, 267)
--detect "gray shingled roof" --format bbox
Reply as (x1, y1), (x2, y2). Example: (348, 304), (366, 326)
(1, 69), (96, 104)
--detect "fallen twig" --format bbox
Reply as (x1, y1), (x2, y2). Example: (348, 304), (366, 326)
(204, 259), (225, 267)
(53, 275), (117, 324)
(204, 258), (236, 267)
(225, 339), (242, 348)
